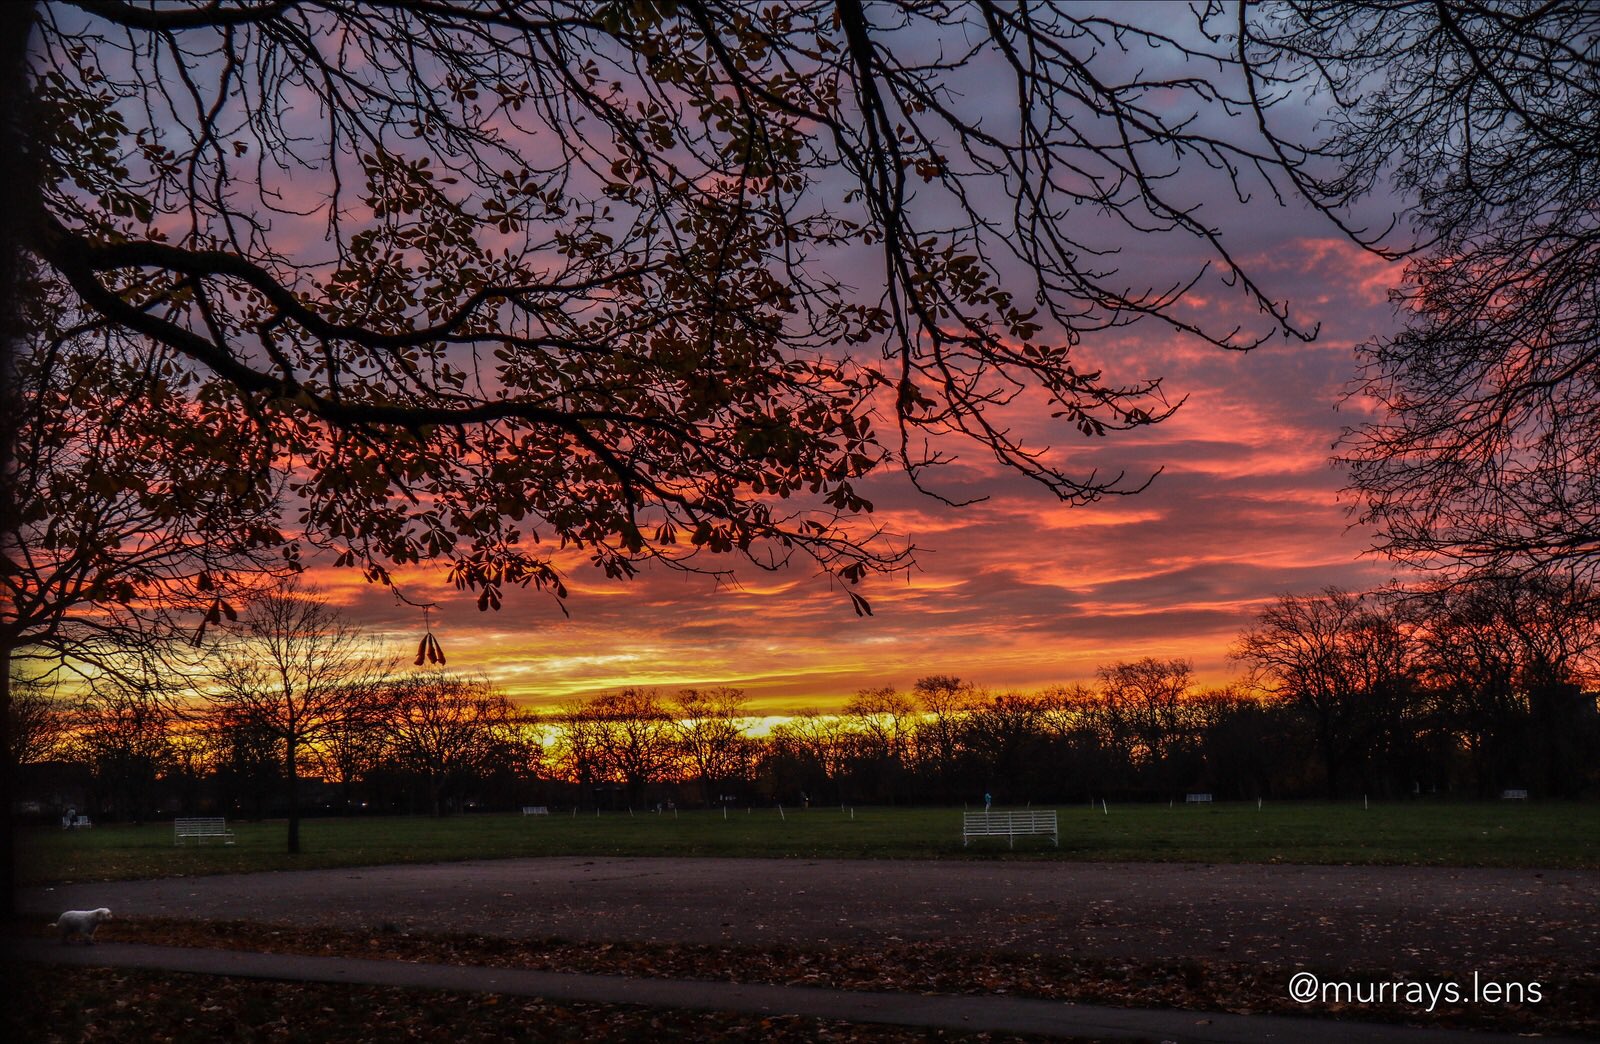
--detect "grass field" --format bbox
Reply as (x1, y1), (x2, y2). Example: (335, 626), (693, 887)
(18, 800), (1599, 885)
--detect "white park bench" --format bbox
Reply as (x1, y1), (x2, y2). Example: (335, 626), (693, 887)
(963, 809), (1058, 848)
(1501, 788), (1529, 800)
(521, 805), (549, 815)
(174, 817), (235, 845)
(1185, 792), (1214, 803)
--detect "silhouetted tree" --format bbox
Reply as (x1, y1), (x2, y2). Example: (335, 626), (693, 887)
(6, 676), (67, 768)
(1097, 658), (1195, 776)
(589, 688), (675, 809)
(389, 671), (528, 815)
(670, 686), (749, 808)
(2, 303), (288, 673)
(1036, 684), (1121, 799)
(1411, 578), (1534, 794)
(962, 690), (1046, 802)
(767, 710), (847, 806)
(206, 584), (390, 852)
(69, 673), (175, 823)
(1, 287), (288, 906)
(1414, 571), (1600, 795)
(204, 705), (283, 821)
(1246, 3), (1600, 581)
(551, 699), (609, 811)
(1234, 588), (1413, 798)
(1187, 685), (1286, 800)
(843, 685), (915, 803)
(911, 675), (975, 802)
(313, 681), (399, 812)
(17, 0), (1361, 635)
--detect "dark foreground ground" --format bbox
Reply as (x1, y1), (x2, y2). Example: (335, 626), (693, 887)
(12, 857), (1600, 1039)
(13, 938), (1587, 1044)
(19, 856), (1598, 967)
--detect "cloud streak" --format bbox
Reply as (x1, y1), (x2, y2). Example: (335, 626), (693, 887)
(293, 230), (1407, 714)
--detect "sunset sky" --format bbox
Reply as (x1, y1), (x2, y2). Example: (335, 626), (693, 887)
(51, 2), (1426, 717)
(319, 230), (1411, 715)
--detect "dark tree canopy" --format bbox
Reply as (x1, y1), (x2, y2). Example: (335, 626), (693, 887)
(206, 583), (391, 852)
(1245, 1), (1600, 581)
(1233, 587), (1412, 797)
(3, 304), (288, 678)
(390, 670), (531, 816)
(17, 0), (1347, 624)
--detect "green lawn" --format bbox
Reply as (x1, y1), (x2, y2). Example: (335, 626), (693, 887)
(18, 800), (1599, 885)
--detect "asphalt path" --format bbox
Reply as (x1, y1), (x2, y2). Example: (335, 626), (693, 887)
(12, 939), (1591, 1044)
(19, 856), (1598, 969)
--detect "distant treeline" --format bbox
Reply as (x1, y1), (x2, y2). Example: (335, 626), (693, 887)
(14, 578), (1600, 821)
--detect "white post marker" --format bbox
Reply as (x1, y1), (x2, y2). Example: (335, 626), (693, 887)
(778, 804), (785, 821)
(1102, 799), (1108, 815)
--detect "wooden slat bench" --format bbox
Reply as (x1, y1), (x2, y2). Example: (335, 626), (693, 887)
(963, 809), (1058, 848)
(521, 805), (549, 815)
(1186, 792), (1214, 803)
(174, 817), (235, 845)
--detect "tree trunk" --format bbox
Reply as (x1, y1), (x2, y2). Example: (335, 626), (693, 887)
(285, 736), (301, 854)
(0, 645), (15, 918)
(1310, 708), (1342, 800)
(1321, 746), (1341, 800)
(0, 1), (40, 921)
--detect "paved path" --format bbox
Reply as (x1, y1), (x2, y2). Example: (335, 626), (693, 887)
(11, 939), (1587, 1044)
(20, 857), (1598, 968)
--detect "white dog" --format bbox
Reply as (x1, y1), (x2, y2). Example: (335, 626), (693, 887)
(51, 907), (112, 944)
